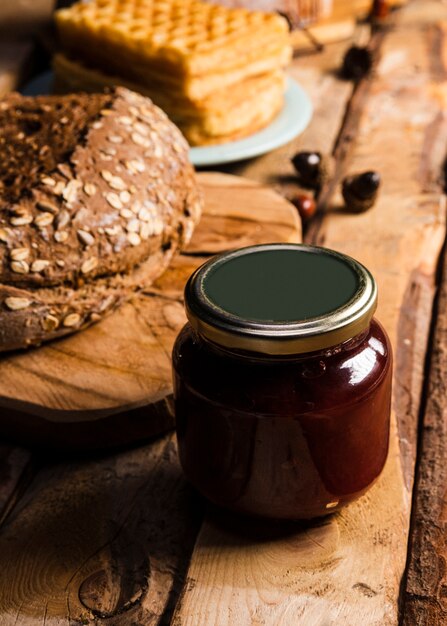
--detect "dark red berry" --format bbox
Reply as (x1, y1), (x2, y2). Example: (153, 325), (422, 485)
(371, 0), (390, 19)
(293, 194), (317, 221)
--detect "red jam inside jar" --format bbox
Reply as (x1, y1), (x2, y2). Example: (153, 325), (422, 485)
(172, 244), (392, 520)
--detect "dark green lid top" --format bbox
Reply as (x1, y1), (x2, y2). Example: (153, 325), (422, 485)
(185, 244), (377, 355)
(203, 247), (359, 322)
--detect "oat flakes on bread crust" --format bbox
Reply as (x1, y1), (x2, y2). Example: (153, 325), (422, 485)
(0, 87), (202, 351)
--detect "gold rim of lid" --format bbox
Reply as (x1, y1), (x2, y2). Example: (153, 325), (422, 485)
(184, 243), (378, 356)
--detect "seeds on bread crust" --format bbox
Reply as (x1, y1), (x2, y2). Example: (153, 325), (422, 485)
(105, 225), (122, 237)
(0, 87), (202, 352)
(138, 208), (152, 222)
(62, 180), (81, 204)
(42, 314), (59, 331)
(153, 144), (163, 159)
(41, 176), (56, 187)
(108, 134), (123, 144)
(10, 213), (32, 226)
(63, 313), (81, 327)
(134, 122), (150, 137)
(120, 191), (131, 204)
(5, 297), (32, 310)
(120, 208), (133, 219)
(100, 169), (126, 191)
(100, 170), (113, 183)
(55, 209), (70, 230)
(31, 259), (50, 273)
(77, 229), (95, 247)
(84, 183), (97, 197)
(109, 176), (126, 191)
(10, 248), (30, 261)
(140, 222), (153, 239)
(36, 200), (59, 214)
(81, 257), (98, 274)
(57, 164), (73, 179)
(54, 231), (69, 243)
(105, 192), (123, 210)
(154, 218), (164, 235)
(125, 159), (145, 174)
(127, 232), (141, 246)
(126, 219), (140, 233)
(173, 142), (184, 154)
(11, 260), (29, 274)
(34, 212), (55, 228)
(131, 132), (149, 147)
(52, 181), (66, 196)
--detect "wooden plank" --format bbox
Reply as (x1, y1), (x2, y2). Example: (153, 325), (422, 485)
(172, 3), (447, 624)
(0, 446), (31, 522)
(0, 173), (300, 450)
(399, 18), (447, 625)
(400, 240), (447, 624)
(0, 434), (204, 625)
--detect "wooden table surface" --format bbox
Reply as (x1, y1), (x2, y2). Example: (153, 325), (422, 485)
(1, 1), (447, 624)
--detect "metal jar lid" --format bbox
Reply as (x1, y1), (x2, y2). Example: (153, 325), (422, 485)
(184, 243), (377, 355)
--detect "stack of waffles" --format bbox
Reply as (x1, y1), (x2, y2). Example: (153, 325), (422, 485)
(54, 0), (292, 146)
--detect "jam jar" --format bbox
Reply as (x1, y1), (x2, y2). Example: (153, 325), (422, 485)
(172, 244), (392, 520)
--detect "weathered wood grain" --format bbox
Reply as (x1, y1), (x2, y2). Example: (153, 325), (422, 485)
(0, 434), (203, 625)
(399, 13), (447, 623)
(0, 446), (31, 522)
(0, 173), (300, 449)
(400, 242), (447, 626)
(172, 3), (447, 625)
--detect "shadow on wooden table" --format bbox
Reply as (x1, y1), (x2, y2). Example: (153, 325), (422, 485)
(0, 435), (204, 625)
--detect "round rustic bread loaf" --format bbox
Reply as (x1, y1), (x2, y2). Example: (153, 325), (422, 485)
(0, 87), (202, 351)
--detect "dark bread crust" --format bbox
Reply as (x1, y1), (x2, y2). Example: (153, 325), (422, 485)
(0, 87), (202, 351)
(0, 245), (174, 351)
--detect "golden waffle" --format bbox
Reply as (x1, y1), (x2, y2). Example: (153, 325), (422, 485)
(55, 0), (291, 99)
(180, 75), (285, 144)
(53, 53), (285, 145)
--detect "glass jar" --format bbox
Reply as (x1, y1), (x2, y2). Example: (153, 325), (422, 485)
(172, 244), (392, 520)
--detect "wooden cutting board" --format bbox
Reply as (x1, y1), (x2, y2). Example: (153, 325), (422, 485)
(0, 172), (301, 449)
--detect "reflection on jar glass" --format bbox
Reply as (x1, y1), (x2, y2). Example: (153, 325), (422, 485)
(172, 244), (392, 520)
